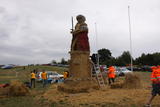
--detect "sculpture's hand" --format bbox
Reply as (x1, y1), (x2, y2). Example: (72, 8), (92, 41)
(70, 29), (74, 34)
(70, 31), (73, 34)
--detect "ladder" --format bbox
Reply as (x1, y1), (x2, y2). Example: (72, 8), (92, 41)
(91, 63), (105, 87)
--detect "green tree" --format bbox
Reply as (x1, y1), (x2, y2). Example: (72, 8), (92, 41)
(51, 60), (57, 64)
(60, 58), (68, 64)
(115, 51), (133, 66)
(135, 52), (160, 66)
(98, 48), (112, 65)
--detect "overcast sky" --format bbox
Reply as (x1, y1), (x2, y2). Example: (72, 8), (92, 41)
(0, 0), (160, 65)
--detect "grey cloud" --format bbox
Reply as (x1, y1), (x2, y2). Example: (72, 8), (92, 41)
(0, 6), (5, 13)
(0, 0), (160, 65)
(0, 28), (9, 39)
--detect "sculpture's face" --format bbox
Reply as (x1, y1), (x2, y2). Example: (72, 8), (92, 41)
(77, 18), (84, 23)
(76, 15), (86, 23)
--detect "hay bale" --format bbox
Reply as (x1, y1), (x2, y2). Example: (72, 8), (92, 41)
(69, 51), (91, 78)
(0, 87), (9, 96)
(123, 73), (141, 89)
(58, 80), (99, 93)
(110, 73), (142, 89)
(110, 82), (123, 89)
(8, 80), (29, 96)
(58, 84), (88, 93)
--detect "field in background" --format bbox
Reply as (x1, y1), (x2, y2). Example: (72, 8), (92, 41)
(0, 65), (67, 84)
(0, 66), (159, 107)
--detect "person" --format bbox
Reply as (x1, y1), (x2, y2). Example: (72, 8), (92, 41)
(63, 71), (69, 80)
(107, 66), (116, 85)
(41, 70), (47, 87)
(70, 15), (90, 51)
(34, 69), (38, 74)
(145, 66), (160, 107)
(100, 65), (105, 72)
(30, 71), (36, 88)
(66, 71), (69, 78)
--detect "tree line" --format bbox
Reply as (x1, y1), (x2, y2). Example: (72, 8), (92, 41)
(91, 48), (160, 66)
(51, 48), (160, 67)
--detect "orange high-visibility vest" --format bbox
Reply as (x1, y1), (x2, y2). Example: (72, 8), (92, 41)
(151, 67), (160, 83)
(41, 72), (47, 80)
(108, 66), (115, 78)
(63, 72), (68, 79)
(31, 73), (36, 79)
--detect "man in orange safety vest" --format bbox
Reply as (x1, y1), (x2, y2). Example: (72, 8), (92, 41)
(107, 66), (116, 85)
(145, 66), (160, 107)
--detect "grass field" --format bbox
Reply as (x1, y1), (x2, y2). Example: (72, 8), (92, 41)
(0, 65), (67, 83)
(0, 66), (159, 107)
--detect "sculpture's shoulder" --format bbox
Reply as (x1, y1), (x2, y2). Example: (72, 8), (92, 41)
(75, 23), (88, 31)
(81, 23), (87, 26)
(80, 23), (88, 31)
(75, 23), (81, 30)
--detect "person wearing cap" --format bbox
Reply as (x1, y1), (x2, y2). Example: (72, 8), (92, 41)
(145, 66), (160, 107)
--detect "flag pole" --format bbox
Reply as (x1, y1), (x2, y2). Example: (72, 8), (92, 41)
(95, 23), (100, 68)
(128, 5), (133, 72)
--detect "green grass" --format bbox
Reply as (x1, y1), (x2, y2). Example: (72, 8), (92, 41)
(0, 65), (67, 84)
(0, 65), (67, 85)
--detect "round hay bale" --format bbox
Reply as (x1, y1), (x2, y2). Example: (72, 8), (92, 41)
(110, 82), (123, 89)
(58, 80), (99, 93)
(123, 73), (142, 89)
(8, 80), (29, 96)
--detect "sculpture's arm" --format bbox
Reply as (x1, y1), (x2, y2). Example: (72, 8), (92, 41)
(80, 24), (88, 32)
(71, 24), (88, 35)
